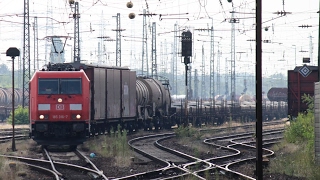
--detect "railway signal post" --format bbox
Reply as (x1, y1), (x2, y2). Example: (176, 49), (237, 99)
(181, 30), (192, 127)
(6, 47), (20, 152)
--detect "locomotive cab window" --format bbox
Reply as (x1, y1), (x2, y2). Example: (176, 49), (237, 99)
(38, 79), (59, 94)
(60, 78), (82, 94)
(38, 78), (81, 95)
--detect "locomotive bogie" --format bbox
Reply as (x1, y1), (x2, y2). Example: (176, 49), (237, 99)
(31, 122), (89, 145)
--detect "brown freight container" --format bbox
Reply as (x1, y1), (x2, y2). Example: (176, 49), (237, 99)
(288, 65), (318, 117)
(121, 70), (136, 119)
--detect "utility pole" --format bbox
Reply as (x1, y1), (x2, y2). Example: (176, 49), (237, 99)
(230, 7), (238, 107)
(45, 1), (53, 65)
(194, 69), (198, 99)
(256, 0), (263, 179)
(309, 34), (313, 65)
(70, 1), (80, 63)
(318, 1), (320, 81)
(210, 25), (215, 104)
(225, 57), (229, 105)
(201, 45), (205, 99)
(151, 22), (157, 78)
(173, 23), (178, 95)
(195, 25), (215, 101)
(141, 9), (148, 75)
(112, 13), (125, 67)
(23, 0), (30, 108)
(217, 42), (221, 96)
(33, 17), (38, 73)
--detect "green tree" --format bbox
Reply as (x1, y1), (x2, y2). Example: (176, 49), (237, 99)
(7, 106), (29, 125)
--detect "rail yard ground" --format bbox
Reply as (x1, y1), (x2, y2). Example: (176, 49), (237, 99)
(0, 122), (314, 179)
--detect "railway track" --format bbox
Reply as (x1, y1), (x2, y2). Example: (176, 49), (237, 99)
(0, 119), (286, 179)
(1, 147), (108, 180)
(121, 131), (277, 179)
(158, 124), (285, 179)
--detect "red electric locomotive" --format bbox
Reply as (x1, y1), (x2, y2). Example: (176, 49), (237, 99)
(29, 66), (90, 146)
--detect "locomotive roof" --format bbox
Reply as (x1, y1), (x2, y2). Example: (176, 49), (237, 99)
(41, 62), (131, 71)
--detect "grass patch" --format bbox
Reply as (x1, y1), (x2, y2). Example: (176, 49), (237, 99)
(0, 160), (28, 180)
(82, 126), (132, 167)
(268, 141), (320, 179)
(268, 109), (320, 179)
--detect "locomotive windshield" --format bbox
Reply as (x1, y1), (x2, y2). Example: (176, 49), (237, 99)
(38, 79), (59, 94)
(38, 78), (81, 95)
(60, 79), (82, 94)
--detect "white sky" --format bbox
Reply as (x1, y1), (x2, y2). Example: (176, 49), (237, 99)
(0, 0), (318, 77)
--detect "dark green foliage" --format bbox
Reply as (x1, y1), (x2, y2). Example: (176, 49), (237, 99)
(7, 106), (29, 125)
(301, 93), (314, 113)
(285, 94), (314, 151)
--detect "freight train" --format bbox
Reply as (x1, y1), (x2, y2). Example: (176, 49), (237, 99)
(29, 62), (173, 146)
(29, 62), (289, 146)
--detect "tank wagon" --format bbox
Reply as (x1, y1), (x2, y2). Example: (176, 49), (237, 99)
(267, 87), (287, 102)
(0, 88), (23, 121)
(29, 62), (173, 146)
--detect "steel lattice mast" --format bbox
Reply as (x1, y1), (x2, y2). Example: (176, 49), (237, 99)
(113, 13), (124, 67)
(23, 0), (30, 107)
(73, 2), (80, 62)
(151, 22), (157, 78)
(173, 23), (178, 95)
(230, 8), (237, 106)
(141, 9), (148, 75)
(33, 17), (38, 72)
(201, 45), (205, 98)
(194, 69), (198, 98)
(45, 1), (53, 65)
(224, 57), (228, 99)
(216, 42), (221, 96)
(210, 25), (215, 103)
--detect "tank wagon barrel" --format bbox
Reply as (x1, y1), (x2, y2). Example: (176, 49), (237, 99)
(0, 88), (23, 121)
(0, 88), (9, 106)
(136, 77), (171, 114)
(267, 87), (287, 102)
(0, 88), (23, 106)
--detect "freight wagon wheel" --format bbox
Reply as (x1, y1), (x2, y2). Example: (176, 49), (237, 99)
(153, 117), (162, 130)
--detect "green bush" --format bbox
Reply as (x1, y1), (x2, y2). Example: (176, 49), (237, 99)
(174, 126), (202, 139)
(284, 93), (315, 151)
(270, 94), (320, 178)
(7, 106), (29, 125)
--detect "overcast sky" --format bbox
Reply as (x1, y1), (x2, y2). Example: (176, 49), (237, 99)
(0, 0), (318, 77)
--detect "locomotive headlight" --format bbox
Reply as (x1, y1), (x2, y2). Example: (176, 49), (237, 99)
(76, 114), (81, 119)
(58, 98), (63, 103)
(39, 115), (45, 119)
